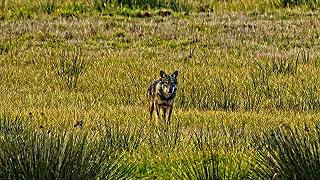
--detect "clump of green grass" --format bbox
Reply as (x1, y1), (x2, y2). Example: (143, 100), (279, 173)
(93, 0), (191, 12)
(298, 49), (312, 64)
(173, 151), (247, 180)
(52, 46), (86, 90)
(0, 114), (27, 134)
(146, 122), (183, 153)
(0, 118), (139, 179)
(40, 0), (58, 14)
(191, 124), (249, 152)
(0, 0), (5, 10)
(214, 76), (239, 111)
(298, 81), (320, 111)
(270, 58), (298, 75)
(57, 2), (87, 18)
(242, 79), (263, 111)
(103, 121), (145, 152)
(0, 131), (136, 179)
(177, 74), (239, 111)
(276, 0), (320, 9)
(167, 0), (191, 12)
(0, 41), (12, 55)
(173, 153), (221, 180)
(251, 124), (320, 179)
(8, 7), (35, 20)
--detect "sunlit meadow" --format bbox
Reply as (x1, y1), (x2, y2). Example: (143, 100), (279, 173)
(1, 0), (320, 179)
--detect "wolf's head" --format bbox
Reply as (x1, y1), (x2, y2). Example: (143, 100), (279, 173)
(157, 70), (178, 99)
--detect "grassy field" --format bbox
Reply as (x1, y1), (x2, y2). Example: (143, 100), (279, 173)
(1, 0), (320, 179)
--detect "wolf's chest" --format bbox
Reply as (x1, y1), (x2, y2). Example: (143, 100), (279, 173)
(155, 96), (174, 106)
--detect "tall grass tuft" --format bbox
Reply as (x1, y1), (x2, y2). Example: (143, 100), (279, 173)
(52, 47), (86, 90)
(39, 0), (57, 14)
(251, 124), (320, 179)
(242, 79), (263, 111)
(214, 77), (239, 111)
(0, 129), (136, 179)
(173, 152), (220, 180)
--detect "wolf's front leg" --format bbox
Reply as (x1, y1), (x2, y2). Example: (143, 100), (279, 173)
(167, 105), (173, 127)
(149, 98), (154, 122)
(162, 108), (167, 126)
(155, 104), (161, 126)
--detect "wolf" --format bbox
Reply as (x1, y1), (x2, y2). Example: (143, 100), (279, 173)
(148, 70), (178, 126)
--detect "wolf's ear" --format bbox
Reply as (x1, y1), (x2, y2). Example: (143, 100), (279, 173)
(171, 71), (178, 78)
(160, 70), (167, 78)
